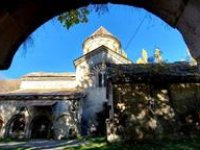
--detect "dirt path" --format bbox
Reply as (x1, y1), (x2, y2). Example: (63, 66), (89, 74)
(0, 139), (87, 150)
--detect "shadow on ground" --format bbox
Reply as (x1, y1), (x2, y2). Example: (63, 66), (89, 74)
(1, 137), (200, 150)
(0, 139), (87, 150)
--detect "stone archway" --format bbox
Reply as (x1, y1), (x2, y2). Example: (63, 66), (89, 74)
(5, 114), (26, 139)
(30, 115), (53, 139)
(0, 0), (200, 69)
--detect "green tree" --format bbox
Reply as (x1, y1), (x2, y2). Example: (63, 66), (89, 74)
(58, 8), (89, 29)
(58, 5), (108, 29)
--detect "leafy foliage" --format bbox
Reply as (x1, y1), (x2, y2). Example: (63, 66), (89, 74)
(58, 5), (108, 29)
(58, 8), (89, 29)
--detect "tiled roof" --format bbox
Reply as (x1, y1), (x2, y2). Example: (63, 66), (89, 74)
(0, 89), (85, 100)
(1, 89), (80, 95)
(22, 72), (75, 78)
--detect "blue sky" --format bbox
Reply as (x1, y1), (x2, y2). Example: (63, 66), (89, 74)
(0, 4), (188, 79)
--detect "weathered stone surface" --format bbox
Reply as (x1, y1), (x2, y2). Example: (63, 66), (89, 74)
(109, 82), (200, 142)
(176, 0), (200, 68)
(106, 63), (200, 142)
(0, 27), (130, 139)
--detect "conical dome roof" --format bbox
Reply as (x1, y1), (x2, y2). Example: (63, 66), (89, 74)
(91, 26), (113, 36)
(83, 26), (121, 55)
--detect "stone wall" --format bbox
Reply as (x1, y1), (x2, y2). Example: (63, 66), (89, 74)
(0, 99), (82, 139)
(20, 80), (76, 90)
(53, 100), (82, 140)
(0, 101), (25, 138)
(107, 82), (200, 142)
(75, 47), (131, 135)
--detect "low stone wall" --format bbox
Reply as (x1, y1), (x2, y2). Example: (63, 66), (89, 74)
(107, 82), (200, 142)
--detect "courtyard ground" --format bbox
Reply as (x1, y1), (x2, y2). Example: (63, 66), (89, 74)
(1, 137), (200, 150)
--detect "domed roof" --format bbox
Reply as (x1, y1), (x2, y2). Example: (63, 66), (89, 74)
(91, 26), (113, 36)
(83, 26), (122, 55)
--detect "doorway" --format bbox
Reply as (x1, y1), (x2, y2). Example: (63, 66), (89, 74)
(30, 115), (53, 139)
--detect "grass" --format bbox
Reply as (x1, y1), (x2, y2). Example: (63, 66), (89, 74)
(65, 137), (123, 150)
(1, 137), (200, 150)
(65, 137), (200, 150)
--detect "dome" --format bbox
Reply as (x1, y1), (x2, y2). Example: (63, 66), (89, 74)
(82, 26), (122, 55)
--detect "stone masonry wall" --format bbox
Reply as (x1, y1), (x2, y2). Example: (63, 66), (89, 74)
(108, 82), (200, 142)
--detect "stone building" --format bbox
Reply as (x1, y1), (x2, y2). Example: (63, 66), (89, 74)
(0, 26), (132, 139)
(1, 26), (200, 141)
(106, 63), (200, 142)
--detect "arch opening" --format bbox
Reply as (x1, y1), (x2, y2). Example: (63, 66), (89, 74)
(0, 1), (200, 144)
(0, 0), (200, 69)
(0, 3), (191, 78)
(5, 114), (26, 139)
(30, 115), (53, 139)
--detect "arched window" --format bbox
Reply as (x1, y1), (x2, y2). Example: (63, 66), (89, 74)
(90, 63), (107, 87)
(98, 72), (107, 87)
(98, 73), (103, 87)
